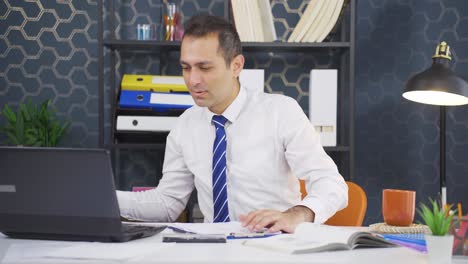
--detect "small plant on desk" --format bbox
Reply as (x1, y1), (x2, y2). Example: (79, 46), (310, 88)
(418, 198), (456, 263)
(418, 198), (455, 236)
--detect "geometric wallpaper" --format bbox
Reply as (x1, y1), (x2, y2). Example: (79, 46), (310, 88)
(0, 0), (99, 147)
(355, 0), (468, 224)
(2, 0), (468, 225)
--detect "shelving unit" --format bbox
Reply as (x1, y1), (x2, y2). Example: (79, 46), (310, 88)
(98, 0), (355, 189)
(104, 40), (351, 51)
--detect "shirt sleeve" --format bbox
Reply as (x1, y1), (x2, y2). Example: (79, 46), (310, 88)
(116, 118), (194, 222)
(278, 97), (348, 224)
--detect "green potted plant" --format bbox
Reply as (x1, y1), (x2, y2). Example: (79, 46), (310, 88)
(0, 99), (69, 147)
(418, 198), (456, 263)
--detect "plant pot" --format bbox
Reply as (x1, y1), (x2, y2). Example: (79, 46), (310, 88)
(425, 234), (454, 264)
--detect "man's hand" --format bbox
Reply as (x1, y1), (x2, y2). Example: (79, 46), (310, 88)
(239, 206), (315, 233)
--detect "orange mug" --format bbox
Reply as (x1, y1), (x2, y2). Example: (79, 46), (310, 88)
(382, 189), (416, 226)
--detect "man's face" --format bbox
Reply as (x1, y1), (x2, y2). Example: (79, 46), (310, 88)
(180, 33), (243, 114)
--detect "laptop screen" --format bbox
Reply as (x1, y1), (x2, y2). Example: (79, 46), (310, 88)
(0, 147), (122, 237)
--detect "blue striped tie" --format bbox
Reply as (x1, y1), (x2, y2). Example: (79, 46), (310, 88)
(212, 115), (230, 222)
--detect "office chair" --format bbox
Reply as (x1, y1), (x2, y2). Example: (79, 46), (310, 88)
(299, 180), (367, 226)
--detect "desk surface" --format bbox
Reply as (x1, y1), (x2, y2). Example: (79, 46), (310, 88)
(1, 233), (468, 264)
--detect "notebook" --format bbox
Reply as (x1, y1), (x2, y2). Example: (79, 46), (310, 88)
(0, 147), (166, 242)
(242, 223), (396, 254)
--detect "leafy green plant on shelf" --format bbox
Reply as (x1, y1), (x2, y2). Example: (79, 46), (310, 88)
(418, 198), (456, 236)
(0, 99), (69, 147)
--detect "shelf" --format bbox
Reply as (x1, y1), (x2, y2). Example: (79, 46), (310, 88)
(103, 39), (351, 52)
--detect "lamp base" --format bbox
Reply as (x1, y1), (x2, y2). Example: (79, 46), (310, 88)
(441, 187), (447, 206)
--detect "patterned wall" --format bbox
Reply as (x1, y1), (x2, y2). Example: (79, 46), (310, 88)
(355, 0), (468, 224)
(0, 0), (99, 147)
(2, 0), (467, 224)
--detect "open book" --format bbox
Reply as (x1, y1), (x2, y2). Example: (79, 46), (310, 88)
(242, 223), (396, 254)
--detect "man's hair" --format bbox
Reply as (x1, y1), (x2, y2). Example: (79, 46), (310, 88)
(183, 14), (242, 65)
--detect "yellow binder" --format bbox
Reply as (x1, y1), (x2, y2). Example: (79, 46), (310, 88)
(121, 74), (189, 92)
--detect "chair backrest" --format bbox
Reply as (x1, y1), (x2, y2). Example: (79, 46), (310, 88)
(299, 180), (367, 226)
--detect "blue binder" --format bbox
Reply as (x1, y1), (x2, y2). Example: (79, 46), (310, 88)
(119, 90), (194, 112)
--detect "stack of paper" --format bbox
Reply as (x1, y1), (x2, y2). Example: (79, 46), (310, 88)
(288, 0), (347, 43)
(231, 0), (277, 42)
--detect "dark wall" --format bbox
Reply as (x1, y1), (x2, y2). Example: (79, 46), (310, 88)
(0, 0), (99, 147)
(1, 0), (467, 224)
(355, 0), (468, 224)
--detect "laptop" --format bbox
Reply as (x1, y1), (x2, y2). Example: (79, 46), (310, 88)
(0, 147), (166, 242)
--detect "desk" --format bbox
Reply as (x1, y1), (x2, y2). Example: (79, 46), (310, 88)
(1, 233), (468, 264)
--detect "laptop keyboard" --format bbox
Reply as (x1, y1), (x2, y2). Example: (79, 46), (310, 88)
(121, 223), (167, 236)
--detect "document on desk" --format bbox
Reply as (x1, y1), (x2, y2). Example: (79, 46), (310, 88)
(127, 221), (253, 235)
(44, 242), (173, 261)
(242, 223), (396, 254)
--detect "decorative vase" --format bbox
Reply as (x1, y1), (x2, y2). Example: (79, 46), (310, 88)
(425, 234), (454, 264)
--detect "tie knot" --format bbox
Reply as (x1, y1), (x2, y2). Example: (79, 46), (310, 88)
(212, 115), (228, 128)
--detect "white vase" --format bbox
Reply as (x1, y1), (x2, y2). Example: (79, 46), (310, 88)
(425, 234), (454, 264)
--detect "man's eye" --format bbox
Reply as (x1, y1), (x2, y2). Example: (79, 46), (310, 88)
(200, 67), (211, 71)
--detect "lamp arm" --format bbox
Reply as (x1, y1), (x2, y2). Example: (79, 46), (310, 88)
(440, 106), (447, 206)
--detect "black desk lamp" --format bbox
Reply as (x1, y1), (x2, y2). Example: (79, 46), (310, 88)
(403, 41), (468, 206)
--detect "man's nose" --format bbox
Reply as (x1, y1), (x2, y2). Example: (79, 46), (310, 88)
(188, 70), (202, 87)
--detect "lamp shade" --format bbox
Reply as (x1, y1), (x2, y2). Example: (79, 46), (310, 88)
(403, 42), (468, 106)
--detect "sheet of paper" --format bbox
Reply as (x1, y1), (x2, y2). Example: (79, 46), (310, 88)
(169, 221), (251, 234)
(127, 221), (252, 235)
(44, 242), (173, 261)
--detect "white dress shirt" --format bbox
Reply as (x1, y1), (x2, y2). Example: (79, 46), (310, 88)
(117, 86), (348, 224)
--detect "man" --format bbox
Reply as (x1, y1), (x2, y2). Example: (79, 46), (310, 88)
(117, 14), (347, 233)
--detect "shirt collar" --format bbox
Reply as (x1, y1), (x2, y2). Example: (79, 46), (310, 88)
(205, 85), (247, 124)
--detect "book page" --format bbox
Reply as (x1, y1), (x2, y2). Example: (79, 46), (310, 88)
(295, 223), (359, 244)
(289, 0), (325, 42)
(304, 0), (335, 42)
(316, 0), (345, 42)
(258, 0), (277, 42)
(231, 0), (247, 41)
(349, 232), (396, 249)
(251, 0), (264, 41)
(242, 233), (351, 254)
(243, 0), (255, 41)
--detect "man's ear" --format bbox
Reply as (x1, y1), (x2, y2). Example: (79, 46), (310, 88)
(231, 54), (245, 78)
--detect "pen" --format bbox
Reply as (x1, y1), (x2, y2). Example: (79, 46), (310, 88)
(226, 232), (279, 240)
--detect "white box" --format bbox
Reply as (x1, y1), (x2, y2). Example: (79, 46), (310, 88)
(239, 69), (264, 93)
(309, 69), (337, 147)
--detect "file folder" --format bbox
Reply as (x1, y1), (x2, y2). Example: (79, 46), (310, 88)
(121, 74), (189, 92)
(309, 69), (337, 147)
(116, 116), (178, 132)
(119, 90), (194, 111)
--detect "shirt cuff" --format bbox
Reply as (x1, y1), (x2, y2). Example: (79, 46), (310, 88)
(297, 198), (332, 224)
(116, 190), (142, 221)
